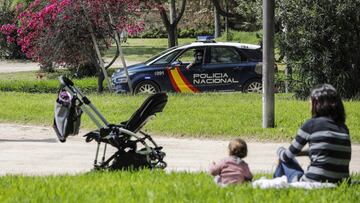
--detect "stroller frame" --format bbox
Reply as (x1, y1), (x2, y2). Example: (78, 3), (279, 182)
(58, 76), (167, 170)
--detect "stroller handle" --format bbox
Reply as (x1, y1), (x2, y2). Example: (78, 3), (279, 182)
(59, 76), (74, 87)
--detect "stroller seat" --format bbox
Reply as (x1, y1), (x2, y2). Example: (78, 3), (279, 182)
(122, 92), (168, 133)
(85, 93), (167, 148)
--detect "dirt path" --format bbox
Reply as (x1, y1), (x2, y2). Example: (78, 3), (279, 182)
(0, 123), (359, 176)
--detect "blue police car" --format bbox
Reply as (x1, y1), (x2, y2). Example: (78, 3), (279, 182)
(112, 37), (263, 94)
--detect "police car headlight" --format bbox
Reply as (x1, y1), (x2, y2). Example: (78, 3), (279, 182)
(115, 77), (128, 84)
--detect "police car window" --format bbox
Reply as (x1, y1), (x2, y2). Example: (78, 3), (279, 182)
(210, 47), (242, 64)
(241, 48), (262, 61)
(152, 50), (181, 65)
(176, 48), (204, 64)
(144, 46), (178, 64)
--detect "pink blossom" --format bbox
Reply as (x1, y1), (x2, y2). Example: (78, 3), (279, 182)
(0, 24), (17, 35)
(15, 3), (24, 13)
(6, 36), (15, 43)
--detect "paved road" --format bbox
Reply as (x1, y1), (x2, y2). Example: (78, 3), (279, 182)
(0, 123), (359, 176)
(0, 60), (40, 73)
(0, 59), (140, 73)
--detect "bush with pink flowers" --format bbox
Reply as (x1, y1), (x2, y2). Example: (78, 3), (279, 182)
(1, 0), (143, 91)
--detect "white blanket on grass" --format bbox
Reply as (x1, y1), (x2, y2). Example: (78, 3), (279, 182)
(252, 176), (336, 189)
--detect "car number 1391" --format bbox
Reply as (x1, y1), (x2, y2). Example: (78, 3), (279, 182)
(154, 71), (165, 76)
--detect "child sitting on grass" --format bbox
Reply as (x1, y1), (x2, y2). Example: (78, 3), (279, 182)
(209, 138), (253, 185)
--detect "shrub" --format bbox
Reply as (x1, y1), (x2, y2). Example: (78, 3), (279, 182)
(0, 0), (25, 59)
(279, 0), (360, 99)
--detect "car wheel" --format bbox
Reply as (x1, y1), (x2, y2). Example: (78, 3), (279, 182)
(135, 81), (160, 94)
(243, 79), (262, 93)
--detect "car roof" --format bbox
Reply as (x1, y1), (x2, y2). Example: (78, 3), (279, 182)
(145, 41), (261, 65)
(180, 42), (261, 50)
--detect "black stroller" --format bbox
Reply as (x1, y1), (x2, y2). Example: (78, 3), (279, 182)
(53, 76), (167, 170)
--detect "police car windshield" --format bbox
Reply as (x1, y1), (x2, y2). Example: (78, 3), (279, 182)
(144, 46), (179, 64)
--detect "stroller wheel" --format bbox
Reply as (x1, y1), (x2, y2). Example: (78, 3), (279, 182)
(156, 161), (167, 169)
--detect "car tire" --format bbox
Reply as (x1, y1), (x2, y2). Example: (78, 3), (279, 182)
(243, 79), (262, 93)
(134, 81), (160, 94)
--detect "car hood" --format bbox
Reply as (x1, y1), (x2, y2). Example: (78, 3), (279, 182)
(112, 63), (146, 77)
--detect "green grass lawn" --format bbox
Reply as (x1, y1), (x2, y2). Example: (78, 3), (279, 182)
(0, 171), (359, 202)
(1, 91), (360, 142)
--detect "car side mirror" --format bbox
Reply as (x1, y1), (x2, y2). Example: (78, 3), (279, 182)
(170, 61), (181, 69)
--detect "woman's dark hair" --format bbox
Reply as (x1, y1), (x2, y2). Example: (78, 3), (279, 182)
(310, 84), (346, 124)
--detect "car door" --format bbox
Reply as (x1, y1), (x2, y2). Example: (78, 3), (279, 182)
(167, 47), (206, 93)
(200, 46), (245, 91)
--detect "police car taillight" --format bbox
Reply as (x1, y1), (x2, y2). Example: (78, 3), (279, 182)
(196, 36), (215, 43)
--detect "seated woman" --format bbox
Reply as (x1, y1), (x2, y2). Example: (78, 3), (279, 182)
(274, 84), (351, 183)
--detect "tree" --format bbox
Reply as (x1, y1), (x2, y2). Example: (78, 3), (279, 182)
(278, 0), (360, 98)
(153, 0), (187, 47)
(210, 0), (244, 20)
(210, 0), (262, 32)
(3, 0), (142, 92)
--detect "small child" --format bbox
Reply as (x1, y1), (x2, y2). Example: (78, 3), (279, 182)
(209, 138), (253, 185)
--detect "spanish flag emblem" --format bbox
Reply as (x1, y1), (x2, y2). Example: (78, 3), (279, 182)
(167, 67), (199, 93)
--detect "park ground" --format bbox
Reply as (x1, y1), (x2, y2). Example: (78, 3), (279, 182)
(1, 38), (359, 202)
(1, 56), (360, 175)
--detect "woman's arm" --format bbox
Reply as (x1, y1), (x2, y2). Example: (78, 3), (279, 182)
(278, 129), (311, 162)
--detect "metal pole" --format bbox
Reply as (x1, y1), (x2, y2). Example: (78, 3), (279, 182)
(262, 0), (275, 128)
(225, 0), (229, 41)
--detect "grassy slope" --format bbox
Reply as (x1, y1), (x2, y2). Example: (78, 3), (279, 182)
(0, 171), (358, 203)
(1, 92), (359, 142)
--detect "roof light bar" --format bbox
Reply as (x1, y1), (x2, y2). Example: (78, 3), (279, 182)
(196, 36), (215, 43)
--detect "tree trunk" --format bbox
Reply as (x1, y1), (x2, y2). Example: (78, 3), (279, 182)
(106, 3), (133, 93)
(169, 0), (178, 46)
(158, 0), (186, 48)
(167, 26), (177, 48)
(214, 5), (221, 38)
(98, 70), (105, 92)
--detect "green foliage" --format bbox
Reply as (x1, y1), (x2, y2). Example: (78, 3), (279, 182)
(1, 92), (360, 142)
(0, 171), (359, 202)
(134, 27), (213, 39)
(279, 0), (360, 99)
(137, 27), (167, 38)
(234, 0), (262, 31)
(178, 28), (214, 38)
